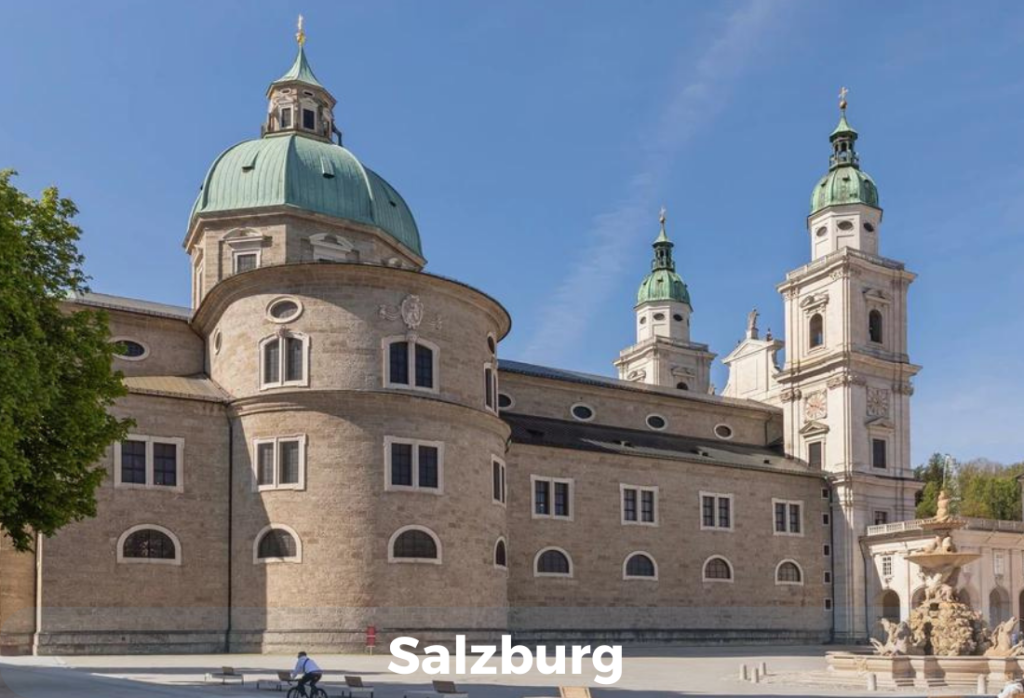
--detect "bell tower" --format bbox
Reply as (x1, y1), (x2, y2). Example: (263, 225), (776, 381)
(614, 209), (715, 393)
(775, 90), (921, 642)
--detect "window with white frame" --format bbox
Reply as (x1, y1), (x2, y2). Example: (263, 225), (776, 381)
(532, 476), (573, 520)
(534, 547), (572, 577)
(995, 551), (1006, 577)
(702, 555), (734, 582)
(192, 257), (204, 308)
(871, 438), (888, 469)
(492, 457), (506, 505)
(775, 560), (803, 585)
(484, 363), (498, 411)
(117, 525), (181, 565)
(253, 436), (306, 491)
(389, 525), (442, 564)
(881, 554), (893, 578)
(773, 499), (803, 536)
(260, 332), (309, 388)
(385, 437), (443, 493)
(623, 552), (658, 580)
(384, 337), (438, 391)
(807, 440), (824, 469)
(115, 436), (184, 492)
(254, 524), (302, 564)
(232, 250), (259, 274)
(621, 485), (657, 525)
(700, 492), (733, 531)
(874, 510), (889, 526)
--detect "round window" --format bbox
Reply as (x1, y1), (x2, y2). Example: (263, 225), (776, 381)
(112, 339), (147, 360)
(646, 414), (667, 430)
(571, 403), (595, 422)
(673, 314), (684, 322)
(714, 424), (734, 440)
(864, 222), (875, 232)
(815, 226), (827, 238)
(497, 393), (513, 410)
(639, 317), (647, 325)
(653, 313), (666, 321)
(267, 298), (302, 322)
(837, 220), (854, 231)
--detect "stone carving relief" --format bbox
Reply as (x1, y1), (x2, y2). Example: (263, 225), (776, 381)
(626, 369), (647, 382)
(827, 373), (868, 389)
(804, 390), (828, 420)
(780, 388), (803, 403)
(867, 388), (890, 418)
(800, 292), (829, 309)
(379, 294), (442, 332)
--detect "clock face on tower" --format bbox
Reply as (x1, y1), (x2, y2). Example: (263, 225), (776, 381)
(804, 390), (828, 420)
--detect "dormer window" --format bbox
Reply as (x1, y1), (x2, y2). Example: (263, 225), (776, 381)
(280, 108), (292, 129)
(303, 109), (316, 130)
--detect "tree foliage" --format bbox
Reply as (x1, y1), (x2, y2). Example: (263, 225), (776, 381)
(0, 170), (130, 551)
(914, 452), (1024, 521)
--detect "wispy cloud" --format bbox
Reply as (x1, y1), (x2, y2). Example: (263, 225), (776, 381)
(522, 1), (790, 365)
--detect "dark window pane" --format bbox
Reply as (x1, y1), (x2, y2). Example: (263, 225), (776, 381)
(418, 445), (439, 488)
(554, 482), (570, 517)
(123, 529), (175, 560)
(641, 490), (654, 522)
(702, 496), (714, 527)
(485, 367), (493, 407)
(258, 529), (297, 559)
(389, 342), (409, 385)
(789, 504), (801, 533)
(775, 503), (787, 532)
(872, 439), (887, 468)
(257, 443), (275, 486)
(393, 530), (437, 559)
(279, 440), (301, 484)
(120, 440), (147, 484)
(498, 393), (513, 409)
(537, 549), (569, 574)
(495, 540), (507, 567)
(235, 253), (257, 273)
(263, 339), (281, 384)
(808, 441), (823, 469)
(152, 442), (177, 487)
(414, 344), (433, 388)
(302, 108), (316, 130)
(778, 562), (801, 583)
(718, 497), (730, 528)
(810, 313), (824, 348)
(113, 340), (146, 358)
(705, 557), (731, 579)
(626, 554), (655, 577)
(493, 462), (502, 501)
(623, 489), (637, 522)
(534, 480), (549, 515)
(391, 443), (413, 486)
(284, 336), (304, 382)
(280, 108), (292, 128)
(869, 310), (883, 343)
(874, 510), (889, 526)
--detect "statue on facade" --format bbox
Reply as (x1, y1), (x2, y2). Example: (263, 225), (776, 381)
(746, 308), (759, 339)
(935, 489), (952, 522)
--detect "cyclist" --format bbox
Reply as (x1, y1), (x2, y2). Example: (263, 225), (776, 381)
(292, 651), (323, 697)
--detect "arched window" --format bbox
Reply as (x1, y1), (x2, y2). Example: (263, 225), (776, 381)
(389, 526), (441, 564)
(775, 560), (803, 585)
(117, 525), (180, 565)
(676, 382), (689, 391)
(809, 314), (824, 348)
(868, 309), (883, 344)
(384, 338), (438, 391)
(260, 333), (308, 388)
(535, 547), (572, 577)
(702, 556), (733, 582)
(254, 524), (301, 563)
(494, 538), (507, 568)
(623, 552), (657, 580)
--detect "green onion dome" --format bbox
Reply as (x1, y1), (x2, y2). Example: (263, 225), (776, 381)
(635, 220), (691, 307)
(809, 112), (880, 216)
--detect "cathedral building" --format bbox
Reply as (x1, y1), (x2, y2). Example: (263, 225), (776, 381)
(0, 36), (923, 654)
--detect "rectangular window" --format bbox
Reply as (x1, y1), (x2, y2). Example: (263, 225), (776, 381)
(873, 510), (889, 526)
(821, 487), (830, 500)
(825, 598), (833, 610)
(621, 485), (657, 525)
(882, 555), (893, 577)
(823, 512), (831, 525)
(233, 252), (258, 274)
(872, 438), (888, 468)
(389, 341), (409, 385)
(623, 489), (637, 522)
(284, 337), (304, 383)
(808, 441), (823, 469)
(263, 339), (281, 385)
(115, 436), (184, 491)
(484, 366), (494, 409)
(384, 437), (444, 493)
(773, 499), (803, 536)
(824, 544), (831, 556)
(253, 436), (306, 491)
(995, 551), (1006, 577)
(120, 439), (147, 484)
(492, 458), (506, 504)
(415, 344), (434, 388)
(303, 108), (316, 130)
(641, 490), (655, 523)
(823, 571), (832, 584)
(532, 476), (572, 520)
(280, 107), (292, 128)
(700, 492), (733, 531)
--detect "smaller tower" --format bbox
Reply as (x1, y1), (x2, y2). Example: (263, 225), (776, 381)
(263, 15), (338, 142)
(614, 209), (715, 392)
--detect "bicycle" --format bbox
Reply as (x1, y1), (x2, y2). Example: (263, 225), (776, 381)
(287, 682), (327, 698)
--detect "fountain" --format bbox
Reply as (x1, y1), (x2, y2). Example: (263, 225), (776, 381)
(827, 491), (1024, 688)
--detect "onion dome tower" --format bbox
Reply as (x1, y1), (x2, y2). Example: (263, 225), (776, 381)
(614, 209), (715, 393)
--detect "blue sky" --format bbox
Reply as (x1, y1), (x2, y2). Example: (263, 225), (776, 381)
(2, 2), (1023, 466)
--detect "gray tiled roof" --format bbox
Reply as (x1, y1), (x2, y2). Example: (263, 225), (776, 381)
(67, 292), (191, 321)
(505, 413), (816, 477)
(123, 375), (227, 403)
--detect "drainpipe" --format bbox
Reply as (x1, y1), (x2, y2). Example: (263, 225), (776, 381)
(32, 532), (42, 656)
(828, 481), (836, 643)
(225, 416), (233, 653)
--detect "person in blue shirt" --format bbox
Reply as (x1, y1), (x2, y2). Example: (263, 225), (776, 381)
(292, 651), (323, 697)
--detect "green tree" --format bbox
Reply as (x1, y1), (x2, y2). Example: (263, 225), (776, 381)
(914, 453), (1024, 521)
(0, 170), (130, 552)
(914, 452), (948, 518)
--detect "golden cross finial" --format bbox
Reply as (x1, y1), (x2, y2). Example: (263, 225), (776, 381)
(838, 86), (849, 112)
(296, 14), (306, 47)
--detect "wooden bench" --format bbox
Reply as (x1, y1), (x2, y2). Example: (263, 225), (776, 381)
(204, 666), (245, 685)
(560, 688), (592, 698)
(340, 676), (375, 698)
(256, 671), (297, 691)
(404, 679), (468, 698)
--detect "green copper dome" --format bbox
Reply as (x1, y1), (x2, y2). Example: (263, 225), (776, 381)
(809, 110), (880, 215)
(635, 218), (691, 307)
(191, 135), (422, 257)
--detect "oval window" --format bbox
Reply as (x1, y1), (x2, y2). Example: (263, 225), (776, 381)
(112, 339), (147, 360)
(639, 317), (647, 325)
(837, 220), (854, 231)
(714, 424), (734, 440)
(673, 314), (683, 322)
(653, 313), (666, 321)
(815, 226), (827, 238)
(213, 331), (222, 355)
(864, 222), (875, 232)
(267, 298), (302, 322)
(646, 415), (667, 431)
(497, 393), (514, 410)
(571, 403), (595, 422)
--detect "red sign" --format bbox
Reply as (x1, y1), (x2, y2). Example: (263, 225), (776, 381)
(366, 626), (377, 646)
